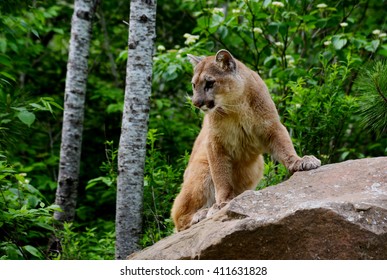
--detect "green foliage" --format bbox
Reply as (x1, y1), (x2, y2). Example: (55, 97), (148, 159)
(0, 1), (66, 204)
(257, 158), (288, 190)
(56, 222), (115, 260)
(285, 55), (359, 163)
(78, 141), (117, 223)
(0, 159), (60, 259)
(79, 130), (187, 249)
(141, 129), (188, 247)
(0, 94), (62, 150)
(355, 60), (387, 138)
(148, 97), (203, 160)
(86, 141), (118, 191)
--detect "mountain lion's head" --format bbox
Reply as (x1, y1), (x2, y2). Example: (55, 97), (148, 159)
(188, 50), (244, 114)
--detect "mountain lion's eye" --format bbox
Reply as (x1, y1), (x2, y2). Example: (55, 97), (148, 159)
(204, 80), (215, 91)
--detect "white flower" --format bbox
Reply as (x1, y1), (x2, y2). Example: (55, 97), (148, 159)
(176, 54), (182, 59)
(285, 55), (295, 67)
(317, 3), (328, 9)
(285, 55), (294, 61)
(372, 29), (381, 35)
(157, 45), (166, 52)
(274, 41), (284, 47)
(340, 22), (348, 27)
(253, 27), (263, 34)
(295, 103), (301, 109)
(213, 8), (224, 14)
(184, 34), (200, 45)
(324, 40), (331, 46)
(232, 9), (241, 14)
(379, 33), (387, 38)
(272, 1), (285, 8)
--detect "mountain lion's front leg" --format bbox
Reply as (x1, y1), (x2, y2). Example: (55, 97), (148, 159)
(206, 138), (234, 210)
(268, 123), (321, 173)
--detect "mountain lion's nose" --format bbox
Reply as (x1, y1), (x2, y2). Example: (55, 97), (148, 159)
(192, 97), (205, 108)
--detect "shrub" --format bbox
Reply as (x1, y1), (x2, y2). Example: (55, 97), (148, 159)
(0, 158), (60, 259)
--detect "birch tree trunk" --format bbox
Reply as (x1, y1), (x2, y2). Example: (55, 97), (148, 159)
(54, 0), (98, 223)
(115, 0), (157, 259)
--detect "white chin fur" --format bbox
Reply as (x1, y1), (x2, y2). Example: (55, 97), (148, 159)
(200, 105), (209, 112)
(200, 105), (217, 113)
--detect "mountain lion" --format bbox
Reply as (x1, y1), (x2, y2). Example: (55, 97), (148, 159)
(171, 49), (321, 231)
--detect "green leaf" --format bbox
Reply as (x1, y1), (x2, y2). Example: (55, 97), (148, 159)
(116, 50), (128, 62)
(27, 196), (39, 208)
(11, 106), (27, 112)
(30, 103), (46, 110)
(332, 35), (347, 50)
(156, 99), (163, 109)
(255, 12), (269, 20)
(31, 29), (40, 38)
(0, 54), (12, 67)
(263, 0), (272, 8)
(23, 245), (43, 259)
(279, 22), (288, 37)
(164, 64), (179, 81)
(340, 151), (350, 161)
(0, 118), (11, 124)
(352, 38), (367, 49)
(371, 40), (380, 51)
(42, 98), (63, 111)
(288, 0), (296, 6)
(47, 204), (62, 212)
(365, 40), (380, 52)
(106, 103), (123, 113)
(0, 71), (16, 81)
(36, 222), (54, 231)
(0, 78), (12, 86)
(209, 13), (223, 32)
(0, 38), (7, 53)
(86, 177), (105, 189)
(378, 46), (387, 57)
(267, 22), (279, 35)
(53, 28), (64, 35)
(17, 111), (35, 127)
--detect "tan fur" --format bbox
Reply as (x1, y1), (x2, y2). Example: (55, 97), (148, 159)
(171, 50), (320, 231)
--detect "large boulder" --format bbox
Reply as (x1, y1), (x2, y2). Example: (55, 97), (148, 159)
(129, 157), (387, 260)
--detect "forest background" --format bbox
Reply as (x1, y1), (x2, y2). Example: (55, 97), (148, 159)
(0, 0), (386, 259)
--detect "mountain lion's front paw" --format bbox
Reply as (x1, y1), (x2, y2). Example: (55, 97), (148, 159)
(206, 202), (228, 218)
(191, 208), (209, 226)
(289, 155), (321, 173)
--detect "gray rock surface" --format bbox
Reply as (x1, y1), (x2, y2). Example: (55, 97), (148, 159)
(129, 157), (387, 259)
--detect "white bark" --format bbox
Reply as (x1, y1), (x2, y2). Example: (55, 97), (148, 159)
(54, 0), (97, 223)
(115, 0), (157, 259)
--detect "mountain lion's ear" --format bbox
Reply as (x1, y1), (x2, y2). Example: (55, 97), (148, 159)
(187, 54), (204, 66)
(215, 49), (236, 72)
